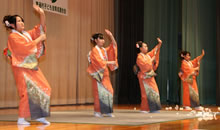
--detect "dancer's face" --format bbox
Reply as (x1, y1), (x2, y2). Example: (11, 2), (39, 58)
(95, 37), (105, 47)
(184, 53), (191, 61)
(140, 43), (148, 54)
(15, 16), (24, 32)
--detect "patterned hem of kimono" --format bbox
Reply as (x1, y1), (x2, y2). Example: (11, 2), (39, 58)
(139, 78), (161, 112)
(182, 79), (200, 108)
(92, 78), (113, 114)
(189, 84), (200, 107)
(12, 66), (51, 119)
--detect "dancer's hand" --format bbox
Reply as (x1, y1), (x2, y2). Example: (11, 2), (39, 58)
(201, 49), (205, 56)
(105, 29), (117, 45)
(194, 67), (200, 72)
(105, 29), (113, 37)
(39, 34), (46, 41)
(197, 49), (205, 61)
(34, 34), (46, 45)
(33, 5), (44, 15)
(33, 4), (46, 29)
(157, 38), (162, 44)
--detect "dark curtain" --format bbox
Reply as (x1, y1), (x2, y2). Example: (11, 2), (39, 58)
(114, 0), (144, 104)
(114, 0), (218, 105)
(143, 0), (181, 105)
(182, 0), (216, 105)
(217, 0), (220, 105)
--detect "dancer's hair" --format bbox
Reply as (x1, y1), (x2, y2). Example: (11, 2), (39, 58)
(90, 33), (104, 45)
(2, 15), (24, 30)
(136, 41), (148, 53)
(180, 51), (191, 60)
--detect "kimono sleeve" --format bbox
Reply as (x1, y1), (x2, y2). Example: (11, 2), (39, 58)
(28, 24), (46, 40)
(106, 43), (118, 71)
(191, 56), (201, 76)
(148, 43), (161, 58)
(28, 24), (47, 58)
(191, 56), (200, 67)
(148, 43), (161, 71)
(36, 41), (46, 58)
(153, 48), (160, 71)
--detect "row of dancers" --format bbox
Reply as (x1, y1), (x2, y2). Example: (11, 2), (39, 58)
(2, 5), (204, 125)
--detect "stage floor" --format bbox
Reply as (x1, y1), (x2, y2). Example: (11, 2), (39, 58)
(0, 105), (219, 130)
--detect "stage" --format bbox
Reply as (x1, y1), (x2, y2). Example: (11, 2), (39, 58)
(0, 105), (219, 130)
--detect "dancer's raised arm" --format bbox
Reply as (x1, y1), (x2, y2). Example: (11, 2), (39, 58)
(105, 29), (117, 45)
(33, 5), (46, 28)
(197, 49), (205, 61)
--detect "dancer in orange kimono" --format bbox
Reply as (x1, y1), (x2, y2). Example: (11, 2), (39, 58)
(136, 38), (162, 113)
(179, 50), (205, 110)
(87, 29), (118, 117)
(3, 5), (51, 125)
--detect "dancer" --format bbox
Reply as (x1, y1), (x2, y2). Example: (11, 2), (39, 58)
(179, 50), (205, 110)
(136, 38), (162, 113)
(87, 29), (118, 117)
(3, 5), (51, 125)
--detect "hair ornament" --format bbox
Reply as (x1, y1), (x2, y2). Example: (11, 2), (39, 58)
(180, 54), (184, 58)
(91, 37), (94, 41)
(136, 43), (139, 48)
(5, 21), (10, 27)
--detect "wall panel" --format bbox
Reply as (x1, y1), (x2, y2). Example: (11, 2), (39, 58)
(0, 0), (114, 108)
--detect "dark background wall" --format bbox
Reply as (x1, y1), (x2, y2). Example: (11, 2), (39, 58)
(143, 0), (181, 104)
(115, 0), (218, 105)
(217, 0), (220, 105)
(181, 0), (216, 105)
(114, 0), (144, 104)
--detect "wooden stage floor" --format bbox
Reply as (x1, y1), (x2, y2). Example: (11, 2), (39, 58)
(0, 105), (219, 130)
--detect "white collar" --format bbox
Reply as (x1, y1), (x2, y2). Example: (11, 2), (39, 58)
(95, 45), (108, 60)
(12, 29), (32, 42)
(140, 53), (151, 61)
(183, 60), (193, 67)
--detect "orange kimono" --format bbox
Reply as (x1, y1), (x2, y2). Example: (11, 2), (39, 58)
(179, 57), (200, 108)
(5, 25), (51, 119)
(87, 43), (118, 114)
(136, 43), (161, 112)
